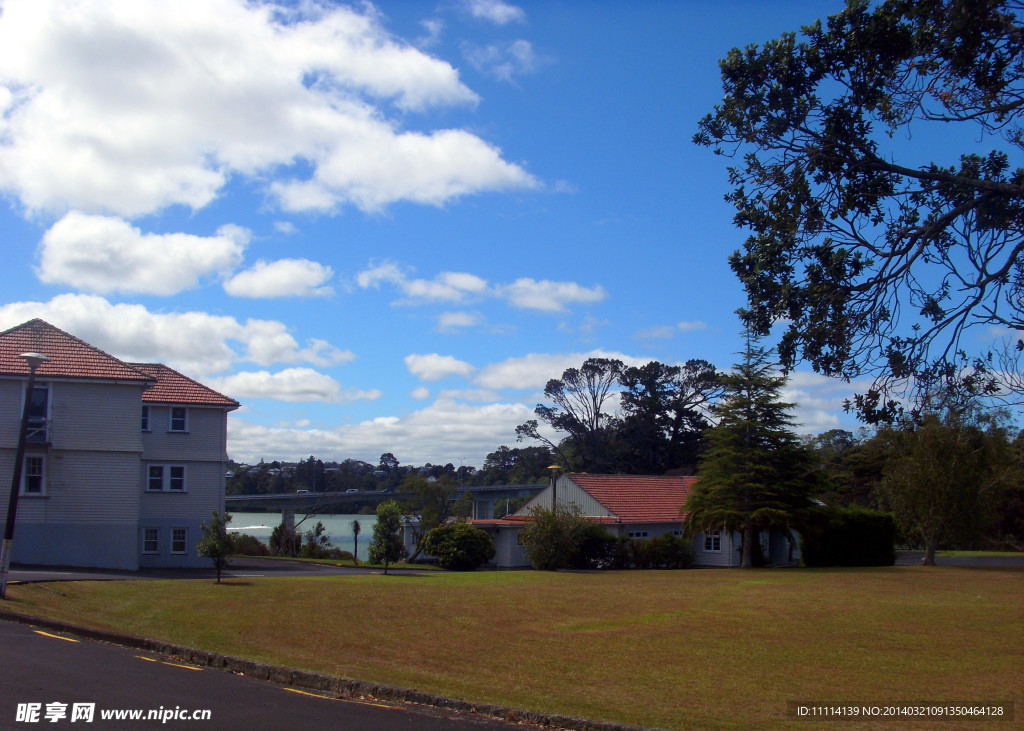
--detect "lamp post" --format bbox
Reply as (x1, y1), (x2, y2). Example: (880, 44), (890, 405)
(547, 464), (561, 511)
(1, 352), (49, 599)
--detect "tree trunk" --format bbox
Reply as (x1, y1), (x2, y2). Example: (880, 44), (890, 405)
(923, 540), (937, 566)
(741, 524), (756, 568)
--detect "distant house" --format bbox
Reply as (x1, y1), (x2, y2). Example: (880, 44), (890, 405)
(474, 473), (800, 568)
(0, 319), (238, 570)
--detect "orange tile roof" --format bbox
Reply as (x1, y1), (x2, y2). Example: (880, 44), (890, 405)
(0, 319), (151, 383)
(566, 473), (695, 524)
(130, 363), (239, 409)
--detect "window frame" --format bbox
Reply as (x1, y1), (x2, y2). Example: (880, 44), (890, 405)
(168, 406), (188, 433)
(627, 530), (650, 539)
(20, 454), (46, 496)
(170, 528), (188, 555)
(25, 383), (50, 443)
(141, 405), (150, 432)
(145, 464), (187, 492)
(704, 530), (722, 552)
(142, 528), (159, 554)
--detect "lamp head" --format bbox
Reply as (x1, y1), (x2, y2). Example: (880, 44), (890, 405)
(19, 352), (49, 371)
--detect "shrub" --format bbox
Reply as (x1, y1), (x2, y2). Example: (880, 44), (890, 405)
(567, 522), (616, 569)
(520, 503), (585, 570)
(801, 506), (896, 567)
(231, 533), (269, 556)
(421, 522), (495, 571)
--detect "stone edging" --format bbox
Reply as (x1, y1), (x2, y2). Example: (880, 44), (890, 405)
(0, 608), (658, 731)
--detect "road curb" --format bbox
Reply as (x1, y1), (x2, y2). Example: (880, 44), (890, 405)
(0, 608), (658, 731)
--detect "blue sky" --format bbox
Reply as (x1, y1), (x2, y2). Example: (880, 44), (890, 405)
(0, 0), (865, 468)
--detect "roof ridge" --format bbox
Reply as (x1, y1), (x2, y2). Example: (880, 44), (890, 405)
(0, 318), (152, 381)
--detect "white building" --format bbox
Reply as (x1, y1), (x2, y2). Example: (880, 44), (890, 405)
(0, 319), (238, 570)
(475, 473), (800, 568)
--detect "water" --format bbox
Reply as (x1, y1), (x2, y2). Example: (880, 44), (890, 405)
(229, 512), (376, 561)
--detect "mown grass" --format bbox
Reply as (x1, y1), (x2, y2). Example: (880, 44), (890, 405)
(6, 567), (1022, 730)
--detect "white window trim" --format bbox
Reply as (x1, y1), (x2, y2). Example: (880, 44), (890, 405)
(168, 406), (188, 433)
(20, 454), (46, 496)
(627, 530), (650, 539)
(170, 527), (188, 555)
(145, 464), (187, 492)
(141, 405), (150, 432)
(142, 528), (160, 554)
(704, 530), (722, 552)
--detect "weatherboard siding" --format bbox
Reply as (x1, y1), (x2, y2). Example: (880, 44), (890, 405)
(142, 406), (229, 461)
(140, 461), (224, 521)
(50, 381), (146, 452)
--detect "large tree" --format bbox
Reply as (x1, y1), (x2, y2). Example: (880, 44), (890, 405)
(878, 402), (1019, 564)
(617, 359), (723, 473)
(695, 0), (1024, 420)
(516, 357), (624, 471)
(683, 335), (817, 567)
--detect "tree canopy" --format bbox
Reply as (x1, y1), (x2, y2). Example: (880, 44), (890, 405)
(683, 336), (817, 567)
(695, 0), (1024, 420)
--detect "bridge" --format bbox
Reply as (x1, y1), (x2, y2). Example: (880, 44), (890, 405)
(225, 483), (545, 520)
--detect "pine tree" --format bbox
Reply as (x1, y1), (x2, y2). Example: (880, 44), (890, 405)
(683, 332), (816, 567)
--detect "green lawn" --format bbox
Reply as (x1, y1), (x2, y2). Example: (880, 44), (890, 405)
(6, 567), (1022, 730)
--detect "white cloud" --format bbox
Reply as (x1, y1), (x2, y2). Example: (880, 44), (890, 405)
(781, 370), (867, 434)
(0, 0), (536, 217)
(209, 368), (377, 403)
(357, 262), (607, 313)
(223, 259), (334, 298)
(0, 294), (354, 376)
(462, 39), (543, 82)
(498, 278), (607, 312)
(36, 213), (246, 295)
(411, 386), (431, 400)
(437, 311), (481, 331)
(474, 350), (650, 390)
(459, 0), (527, 25)
(227, 397), (534, 466)
(633, 325), (677, 340)
(405, 353), (475, 381)
(677, 320), (708, 332)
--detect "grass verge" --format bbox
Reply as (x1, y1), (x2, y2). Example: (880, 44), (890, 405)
(6, 567), (1022, 730)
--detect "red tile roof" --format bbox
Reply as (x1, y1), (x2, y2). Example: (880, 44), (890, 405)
(566, 473), (695, 524)
(0, 319), (151, 383)
(130, 363), (239, 409)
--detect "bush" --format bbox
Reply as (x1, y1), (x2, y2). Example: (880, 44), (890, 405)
(231, 533), (269, 556)
(801, 506), (896, 567)
(567, 522), (616, 569)
(422, 522), (495, 570)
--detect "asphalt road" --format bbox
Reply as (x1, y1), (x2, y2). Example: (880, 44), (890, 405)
(0, 620), (518, 731)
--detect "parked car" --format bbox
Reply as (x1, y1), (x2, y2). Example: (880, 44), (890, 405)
(345, 488), (359, 493)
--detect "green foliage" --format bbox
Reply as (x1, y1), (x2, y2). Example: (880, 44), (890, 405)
(477, 446), (554, 485)
(368, 500), (407, 574)
(196, 510), (233, 583)
(300, 521), (333, 559)
(400, 473), (462, 560)
(800, 506), (896, 567)
(269, 521), (300, 557)
(683, 334), (817, 567)
(877, 404), (1018, 564)
(696, 0), (1024, 418)
(421, 522), (495, 571)
(230, 533), (269, 556)
(520, 502), (587, 570)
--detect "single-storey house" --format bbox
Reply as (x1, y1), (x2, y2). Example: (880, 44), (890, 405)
(473, 472), (800, 568)
(0, 319), (238, 570)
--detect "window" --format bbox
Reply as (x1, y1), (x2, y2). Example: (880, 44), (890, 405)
(671, 530), (683, 537)
(704, 530), (722, 552)
(627, 530), (649, 539)
(146, 465), (186, 492)
(21, 455), (45, 495)
(26, 384), (49, 443)
(141, 406), (150, 431)
(170, 528), (187, 554)
(169, 407), (187, 432)
(143, 528), (159, 554)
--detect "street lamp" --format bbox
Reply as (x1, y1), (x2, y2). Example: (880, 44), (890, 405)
(547, 464), (561, 511)
(1, 352), (49, 599)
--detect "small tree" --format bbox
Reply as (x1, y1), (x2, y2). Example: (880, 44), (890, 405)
(300, 521), (333, 559)
(421, 522), (495, 570)
(350, 519), (361, 563)
(197, 510), (233, 583)
(368, 500), (406, 574)
(520, 502), (588, 571)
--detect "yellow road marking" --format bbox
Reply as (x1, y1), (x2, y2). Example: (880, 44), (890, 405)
(34, 630), (78, 643)
(284, 688), (338, 700)
(135, 655), (200, 670)
(135, 656), (157, 662)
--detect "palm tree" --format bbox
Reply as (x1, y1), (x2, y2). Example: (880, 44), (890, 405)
(350, 519), (361, 563)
